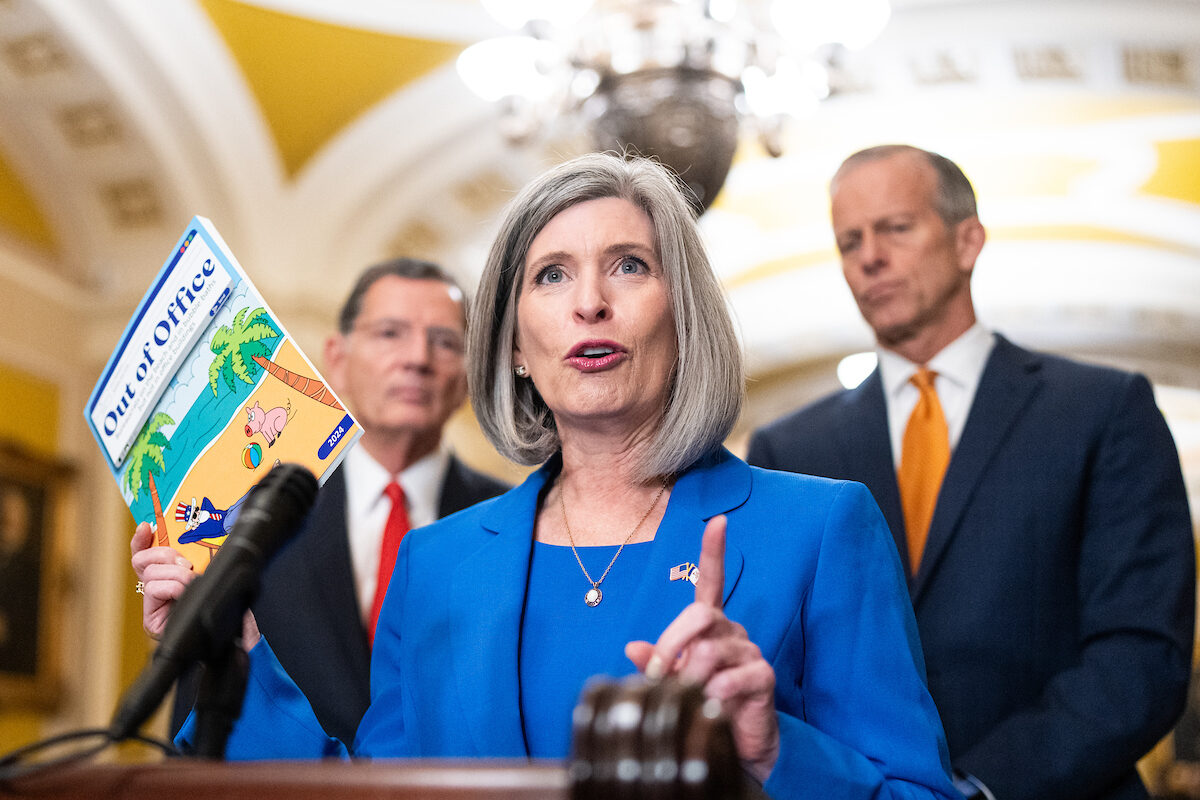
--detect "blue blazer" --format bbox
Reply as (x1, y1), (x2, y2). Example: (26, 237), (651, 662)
(216, 449), (960, 799)
(747, 336), (1195, 800)
(171, 458), (508, 742)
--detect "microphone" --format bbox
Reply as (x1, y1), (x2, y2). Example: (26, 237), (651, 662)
(110, 463), (318, 741)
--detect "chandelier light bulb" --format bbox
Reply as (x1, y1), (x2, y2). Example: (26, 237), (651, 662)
(456, 37), (558, 103)
(708, 0), (739, 24)
(742, 57), (819, 118)
(570, 69), (602, 99)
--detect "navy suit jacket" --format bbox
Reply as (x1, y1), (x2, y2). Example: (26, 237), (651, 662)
(211, 449), (961, 800)
(171, 456), (508, 742)
(747, 335), (1195, 800)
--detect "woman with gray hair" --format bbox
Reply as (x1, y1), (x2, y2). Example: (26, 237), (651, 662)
(161, 152), (959, 799)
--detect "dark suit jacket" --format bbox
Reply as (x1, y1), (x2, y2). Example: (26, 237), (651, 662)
(747, 335), (1194, 800)
(171, 456), (508, 743)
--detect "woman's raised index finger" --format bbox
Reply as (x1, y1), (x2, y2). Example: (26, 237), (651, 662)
(694, 515), (727, 608)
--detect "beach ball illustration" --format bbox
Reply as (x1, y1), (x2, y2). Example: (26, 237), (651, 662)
(243, 442), (263, 469)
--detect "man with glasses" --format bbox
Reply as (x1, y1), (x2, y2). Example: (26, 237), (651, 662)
(170, 258), (508, 741)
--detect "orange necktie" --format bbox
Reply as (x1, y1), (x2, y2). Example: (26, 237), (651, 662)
(897, 368), (950, 575)
(368, 481), (410, 646)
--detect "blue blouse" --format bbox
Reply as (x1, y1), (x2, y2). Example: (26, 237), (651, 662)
(519, 541), (654, 757)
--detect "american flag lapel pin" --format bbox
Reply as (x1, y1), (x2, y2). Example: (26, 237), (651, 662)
(669, 562), (698, 584)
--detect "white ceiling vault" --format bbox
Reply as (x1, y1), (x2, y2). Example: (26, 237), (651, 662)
(0, 0), (1198, 492)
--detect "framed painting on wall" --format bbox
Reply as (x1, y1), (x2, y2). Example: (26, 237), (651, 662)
(0, 444), (71, 710)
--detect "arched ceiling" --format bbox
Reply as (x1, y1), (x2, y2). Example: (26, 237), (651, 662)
(0, 0), (1197, 486)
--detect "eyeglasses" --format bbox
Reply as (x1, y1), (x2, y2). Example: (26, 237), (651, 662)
(352, 319), (465, 360)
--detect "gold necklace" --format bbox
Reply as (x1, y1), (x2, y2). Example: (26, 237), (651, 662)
(559, 478), (668, 607)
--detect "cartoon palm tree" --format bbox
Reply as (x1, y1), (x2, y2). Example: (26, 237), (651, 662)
(147, 472), (169, 547)
(123, 412), (174, 502)
(208, 306), (280, 396)
(251, 355), (345, 411)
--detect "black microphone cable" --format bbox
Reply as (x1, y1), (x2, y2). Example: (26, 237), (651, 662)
(0, 728), (176, 785)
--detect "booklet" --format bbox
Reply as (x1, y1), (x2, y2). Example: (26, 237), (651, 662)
(85, 216), (360, 571)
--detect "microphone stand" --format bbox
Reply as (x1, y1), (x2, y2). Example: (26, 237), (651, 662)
(191, 638), (249, 759)
(108, 464), (318, 749)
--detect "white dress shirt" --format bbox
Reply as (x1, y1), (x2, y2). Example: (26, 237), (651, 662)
(877, 323), (996, 468)
(343, 443), (449, 623)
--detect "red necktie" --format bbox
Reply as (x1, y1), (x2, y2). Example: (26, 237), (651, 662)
(897, 368), (950, 575)
(368, 481), (410, 645)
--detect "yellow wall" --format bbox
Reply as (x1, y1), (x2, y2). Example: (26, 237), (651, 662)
(0, 362), (58, 751)
(0, 364), (58, 455)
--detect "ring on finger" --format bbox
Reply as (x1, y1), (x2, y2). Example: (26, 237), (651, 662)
(135, 580), (145, 595)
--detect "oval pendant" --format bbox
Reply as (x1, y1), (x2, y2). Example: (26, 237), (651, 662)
(584, 586), (603, 607)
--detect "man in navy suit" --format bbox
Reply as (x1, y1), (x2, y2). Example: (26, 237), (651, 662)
(747, 145), (1194, 800)
(170, 259), (508, 741)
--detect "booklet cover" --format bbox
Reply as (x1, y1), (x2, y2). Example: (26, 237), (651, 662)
(85, 216), (360, 571)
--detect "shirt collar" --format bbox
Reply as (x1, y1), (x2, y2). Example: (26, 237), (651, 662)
(401, 447), (450, 528)
(343, 442), (449, 527)
(878, 322), (994, 399)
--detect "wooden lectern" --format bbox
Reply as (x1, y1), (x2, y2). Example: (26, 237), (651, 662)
(1, 678), (751, 799)
(0, 760), (567, 800)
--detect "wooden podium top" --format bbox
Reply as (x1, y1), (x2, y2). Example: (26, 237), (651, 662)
(0, 760), (569, 800)
(2, 677), (747, 799)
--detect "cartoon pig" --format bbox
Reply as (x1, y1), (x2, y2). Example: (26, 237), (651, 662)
(245, 401), (288, 447)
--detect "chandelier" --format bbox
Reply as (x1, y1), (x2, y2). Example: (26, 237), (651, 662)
(457, 0), (891, 212)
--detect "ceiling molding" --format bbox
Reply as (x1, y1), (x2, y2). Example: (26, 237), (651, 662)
(199, 0), (463, 177)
